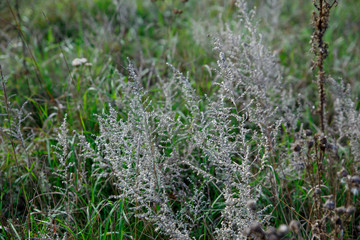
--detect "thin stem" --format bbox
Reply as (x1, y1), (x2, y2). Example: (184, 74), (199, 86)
(0, 65), (19, 219)
(6, 0), (54, 102)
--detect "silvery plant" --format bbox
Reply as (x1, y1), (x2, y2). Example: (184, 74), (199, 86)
(67, 1), (282, 238)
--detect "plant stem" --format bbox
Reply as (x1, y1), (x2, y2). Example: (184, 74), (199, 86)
(311, 0), (337, 133)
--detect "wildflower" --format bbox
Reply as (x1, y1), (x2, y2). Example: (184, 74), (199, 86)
(71, 58), (88, 67)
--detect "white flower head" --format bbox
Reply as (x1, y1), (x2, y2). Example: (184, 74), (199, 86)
(71, 58), (88, 67)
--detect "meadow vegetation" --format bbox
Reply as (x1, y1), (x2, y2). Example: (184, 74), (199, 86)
(1, 0), (360, 239)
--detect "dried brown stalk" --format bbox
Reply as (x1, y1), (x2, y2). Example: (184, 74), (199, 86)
(311, 0), (337, 132)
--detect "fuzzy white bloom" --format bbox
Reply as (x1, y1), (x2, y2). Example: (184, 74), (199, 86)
(71, 58), (88, 67)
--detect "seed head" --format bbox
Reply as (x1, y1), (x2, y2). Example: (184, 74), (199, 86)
(249, 222), (265, 237)
(351, 187), (359, 196)
(277, 224), (289, 238)
(246, 200), (257, 211)
(324, 199), (335, 210)
(335, 206), (346, 215)
(346, 206), (356, 215)
(332, 215), (342, 225)
(294, 144), (301, 152)
(265, 226), (277, 236)
(314, 187), (322, 195)
(289, 220), (300, 234)
(351, 175), (360, 184)
(338, 168), (348, 178)
(267, 234), (279, 240)
(305, 130), (313, 136)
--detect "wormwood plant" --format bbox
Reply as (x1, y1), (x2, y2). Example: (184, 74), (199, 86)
(0, 65), (40, 239)
(56, 1), (280, 238)
(1, 0), (360, 239)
